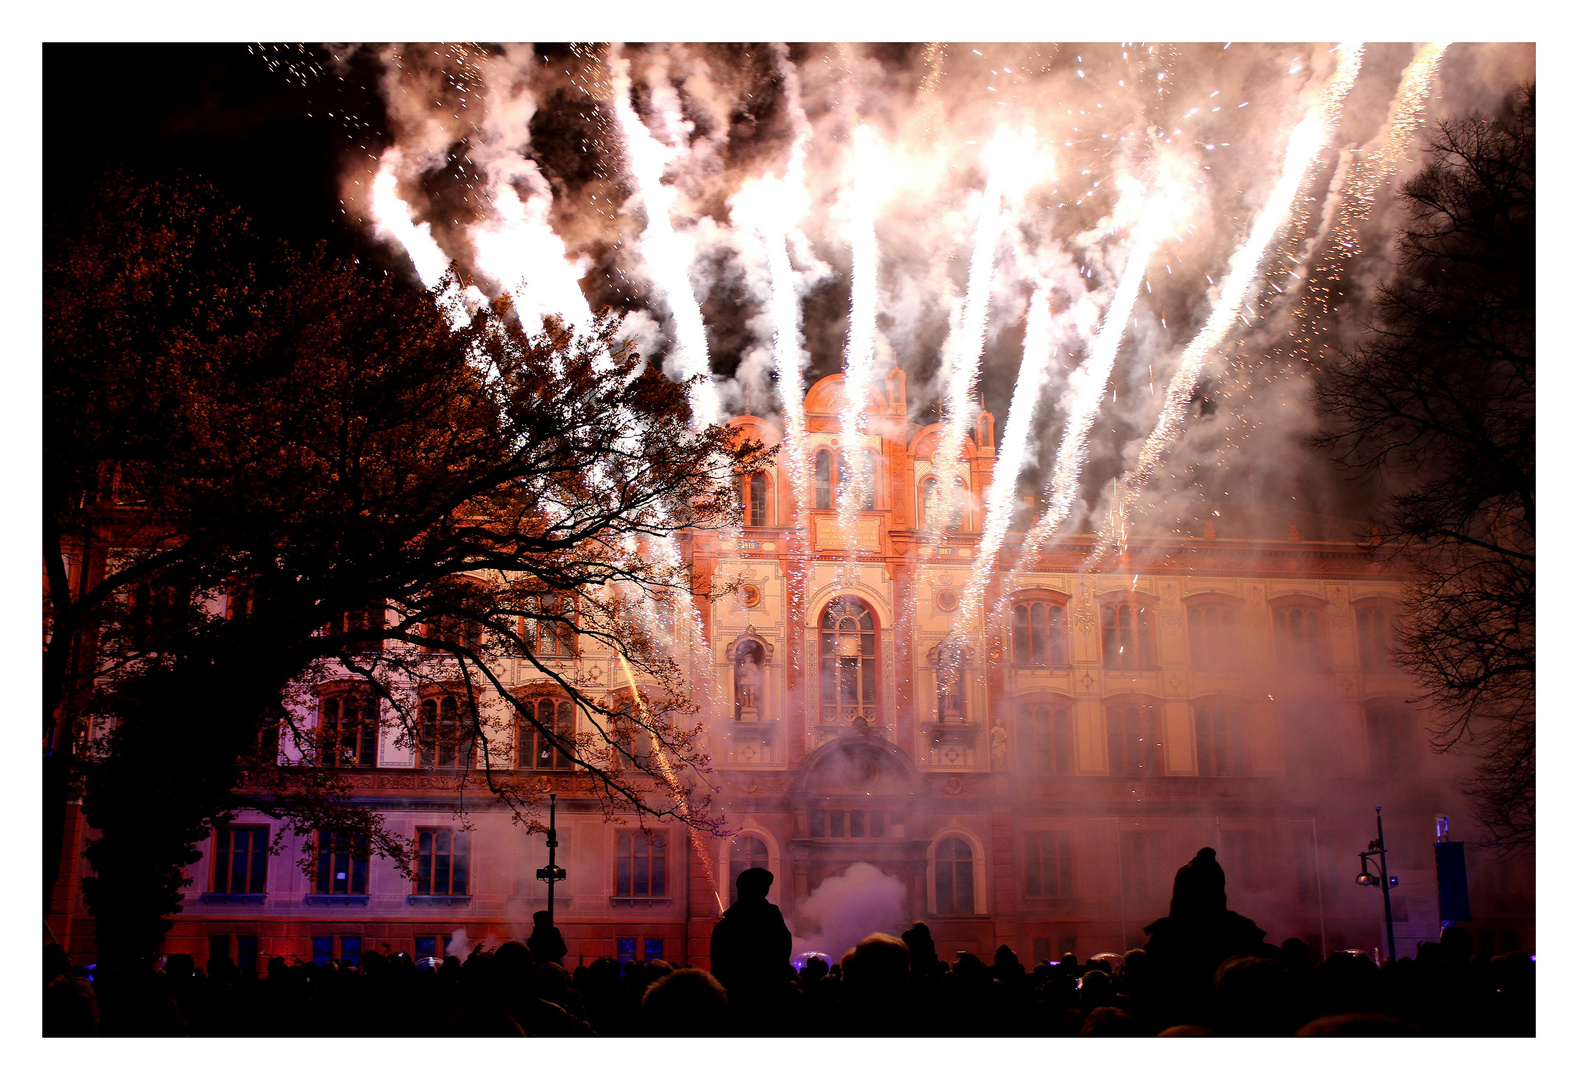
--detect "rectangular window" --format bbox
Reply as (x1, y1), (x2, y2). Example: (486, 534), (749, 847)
(617, 938), (638, 971)
(614, 832), (668, 898)
(414, 829), (470, 896)
(1120, 832), (1165, 903)
(870, 811), (886, 837)
(850, 811), (866, 838)
(415, 936), (437, 961)
(236, 935), (259, 975)
(1219, 831), (1255, 892)
(213, 825), (269, 894)
(829, 811), (846, 838)
(810, 810), (826, 838)
(644, 938), (665, 962)
(1025, 833), (1075, 898)
(341, 936), (362, 968)
(313, 936), (333, 966)
(313, 831), (370, 895)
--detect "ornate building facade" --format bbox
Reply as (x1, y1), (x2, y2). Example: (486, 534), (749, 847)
(51, 373), (1535, 971)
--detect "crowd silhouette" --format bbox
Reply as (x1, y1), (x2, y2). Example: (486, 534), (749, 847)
(43, 851), (1534, 1037)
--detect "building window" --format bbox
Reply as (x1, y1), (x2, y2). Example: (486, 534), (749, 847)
(1365, 701), (1414, 775)
(1120, 832), (1165, 902)
(1194, 701), (1249, 777)
(518, 696), (575, 771)
(819, 596), (878, 727)
(738, 470), (771, 527)
(615, 832), (667, 898)
(312, 830), (370, 895)
(935, 837), (975, 914)
(1012, 599), (1068, 667)
(1272, 603), (1327, 670)
(1101, 600), (1156, 668)
(919, 475), (966, 533)
(523, 592), (577, 657)
(1021, 701), (1074, 775)
(1186, 599), (1240, 669)
(1026, 833), (1075, 899)
(417, 693), (474, 770)
(834, 449), (879, 511)
(934, 640), (966, 722)
(728, 835), (770, 905)
(1218, 831), (1255, 892)
(1107, 701), (1163, 777)
(1354, 603), (1401, 670)
(213, 825), (269, 894)
(733, 639), (766, 722)
(414, 828), (469, 896)
(319, 691), (378, 768)
(814, 450), (833, 509)
(323, 602), (385, 652)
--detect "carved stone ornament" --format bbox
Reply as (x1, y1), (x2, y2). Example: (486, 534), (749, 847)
(943, 775), (965, 796)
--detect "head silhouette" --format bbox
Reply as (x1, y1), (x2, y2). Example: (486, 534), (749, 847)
(1168, 847), (1229, 919)
(735, 866), (773, 901)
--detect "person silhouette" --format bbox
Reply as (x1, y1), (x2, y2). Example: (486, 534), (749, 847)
(709, 866), (792, 1033)
(527, 910), (568, 968)
(1140, 847), (1269, 1027)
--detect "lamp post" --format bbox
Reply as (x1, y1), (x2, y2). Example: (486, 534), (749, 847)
(1354, 805), (1398, 962)
(536, 793), (566, 926)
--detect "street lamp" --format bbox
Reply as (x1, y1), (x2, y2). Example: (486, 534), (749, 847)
(1353, 806), (1398, 962)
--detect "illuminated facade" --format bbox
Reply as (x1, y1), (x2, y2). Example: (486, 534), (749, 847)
(51, 374), (1535, 970)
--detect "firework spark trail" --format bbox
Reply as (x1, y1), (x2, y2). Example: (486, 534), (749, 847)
(931, 156), (1007, 527)
(834, 124), (883, 563)
(1087, 44), (1366, 562)
(614, 649), (723, 914)
(1299, 43), (1449, 328)
(471, 178), (599, 338)
(953, 282), (1057, 639)
(994, 190), (1175, 607)
(609, 56), (722, 430)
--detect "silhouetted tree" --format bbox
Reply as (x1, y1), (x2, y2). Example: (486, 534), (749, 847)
(1315, 88), (1534, 849)
(45, 174), (762, 964)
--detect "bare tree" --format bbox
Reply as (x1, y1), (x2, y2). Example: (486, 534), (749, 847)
(46, 175), (764, 963)
(1315, 88), (1534, 849)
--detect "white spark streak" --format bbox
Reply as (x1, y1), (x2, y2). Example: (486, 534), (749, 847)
(955, 282), (1057, 633)
(836, 124), (882, 543)
(1088, 43), (1366, 560)
(931, 156), (1007, 512)
(610, 57), (722, 429)
(1001, 189), (1175, 593)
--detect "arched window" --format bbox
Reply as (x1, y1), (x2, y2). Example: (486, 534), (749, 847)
(934, 836), (975, 914)
(523, 592), (577, 658)
(518, 696), (575, 771)
(1101, 599), (1157, 668)
(1354, 602), (1401, 670)
(727, 834), (770, 905)
(819, 596), (877, 727)
(1012, 598), (1068, 667)
(418, 693), (473, 770)
(835, 449), (878, 511)
(733, 639), (766, 722)
(1107, 700), (1163, 777)
(1020, 700), (1074, 774)
(319, 690), (378, 768)
(814, 450), (833, 509)
(1186, 598), (1240, 669)
(1272, 602), (1326, 670)
(1194, 700), (1249, 776)
(747, 470), (770, 526)
(919, 475), (965, 533)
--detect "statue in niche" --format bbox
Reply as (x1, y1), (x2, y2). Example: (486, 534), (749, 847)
(990, 724), (1010, 770)
(734, 639), (765, 722)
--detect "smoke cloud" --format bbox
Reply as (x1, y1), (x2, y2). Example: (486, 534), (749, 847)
(790, 861), (908, 962)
